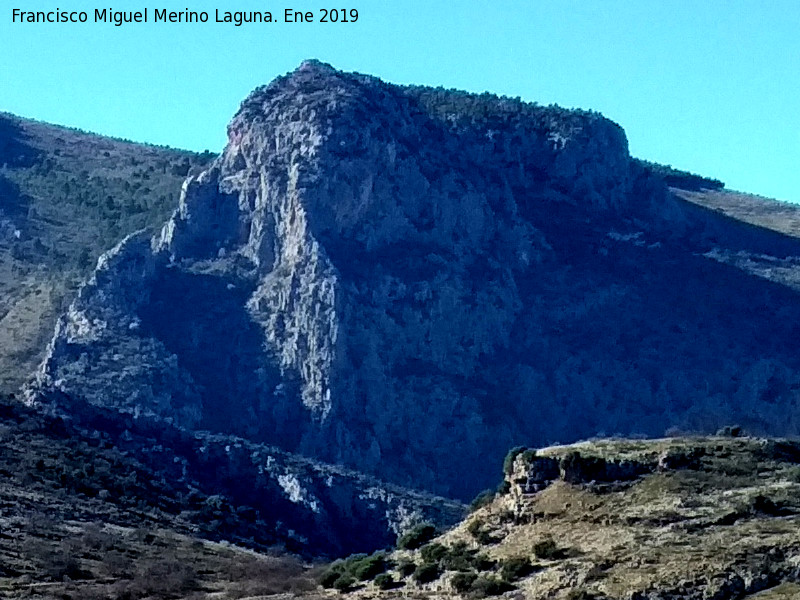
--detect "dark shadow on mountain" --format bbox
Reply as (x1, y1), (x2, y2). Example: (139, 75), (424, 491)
(0, 115), (42, 168)
(137, 264), (307, 449)
(0, 174), (30, 225)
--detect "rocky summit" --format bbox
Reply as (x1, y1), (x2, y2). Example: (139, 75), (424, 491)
(29, 60), (800, 500)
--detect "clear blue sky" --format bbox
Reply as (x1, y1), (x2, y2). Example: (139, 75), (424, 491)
(2, 1), (799, 202)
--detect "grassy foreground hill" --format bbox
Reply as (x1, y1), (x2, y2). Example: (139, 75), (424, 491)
(0, 113), (214, 392)
(324, 434), (800, 599)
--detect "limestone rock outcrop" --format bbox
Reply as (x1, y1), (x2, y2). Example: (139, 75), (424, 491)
(31, 61), (800, 499)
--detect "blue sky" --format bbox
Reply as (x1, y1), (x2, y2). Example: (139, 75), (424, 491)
(2, 1), (799, 202)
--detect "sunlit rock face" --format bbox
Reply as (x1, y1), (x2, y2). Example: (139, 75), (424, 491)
(36, 61), (800, 500)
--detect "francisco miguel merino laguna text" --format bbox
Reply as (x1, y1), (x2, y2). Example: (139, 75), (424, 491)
(11, 8), (359, 26)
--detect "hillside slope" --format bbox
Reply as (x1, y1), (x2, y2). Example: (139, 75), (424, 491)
(29, 60), (800, 501)
(338, 434), (800, 600)
(0, 113), (214, 392)
(13, 388), (463, 558)
(0, 391), (319, 599)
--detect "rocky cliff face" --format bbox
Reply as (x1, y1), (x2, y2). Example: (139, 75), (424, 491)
(31, 61), (800, 500)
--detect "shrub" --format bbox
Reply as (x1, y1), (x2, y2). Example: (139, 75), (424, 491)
(320, 565), (344, 588)
(397, 523), (436, 550)
(397, 559), (416, 576)
(420, 542), (447, 564)
(786, 466), (800, 483)
(467, 519), (498, 545)
(467, 519), (483, 538)
(503, 446), (528, 475)
(532, 536), (561, 560)
(440, 542), (477, 571)
(374, 573), (397, 590)
(333, 574), (356, 592)
(470, 489), (495, 512)
(496, 480), (512, 495)
(473, 553), (497, 571)
(497, 509), (515, 523)
(716, 425), (744, 437)
(351, 552), (388, 581)
(413, 562), (441, 584)
(320, 552), (389, 586)
(451, 571), (478, 593)
(500, 556), (535, 581)
(470, 575), (514, 597)
(633, 158), (724, 190)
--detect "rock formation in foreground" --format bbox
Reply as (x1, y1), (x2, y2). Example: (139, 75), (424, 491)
(31, 60), (800, 499)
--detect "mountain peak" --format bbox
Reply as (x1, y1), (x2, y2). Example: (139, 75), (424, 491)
(30, 66), (800, 504)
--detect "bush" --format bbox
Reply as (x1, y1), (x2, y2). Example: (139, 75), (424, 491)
(633, 158), (724, 190)
(397, 523), (436, 550)
(397, 559), (416, 576)
(470, 575), (514, 597)
(500, 556), (535, 581)
(467, 519), (483, 538)
(413, 562), (441, 584)
(333, 574), (356, 592)
(503, 446), (528, 475)
(440, 542), (477, 571)
(420, 542), (448, 564)
(320, 552), (389, 586)
(467, 519), (498, 545)
(473, 553), (497, 571)
(451, 571), (478, 593)
(532, 536), (561, 560)
(374, 573), (397, 590)
(716, 425), (744, 438)
(351, 552), (388, 581)
(320, 564), (345, 588)
(470, 489), (495, 512)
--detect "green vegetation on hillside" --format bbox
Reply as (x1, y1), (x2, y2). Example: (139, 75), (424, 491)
(634, 158), (724, 190)
(0, 113), (215, 392)
(403, 84), (604, 133)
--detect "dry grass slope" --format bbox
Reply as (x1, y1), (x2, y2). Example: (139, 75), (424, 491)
(327, 436), (800, 600)
(675, 187), (800, 239)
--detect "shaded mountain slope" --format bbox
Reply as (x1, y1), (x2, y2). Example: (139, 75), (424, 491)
(29, 61), (800, 502)
(0, 391), (316, 598)
(7, 389), (463, 558)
